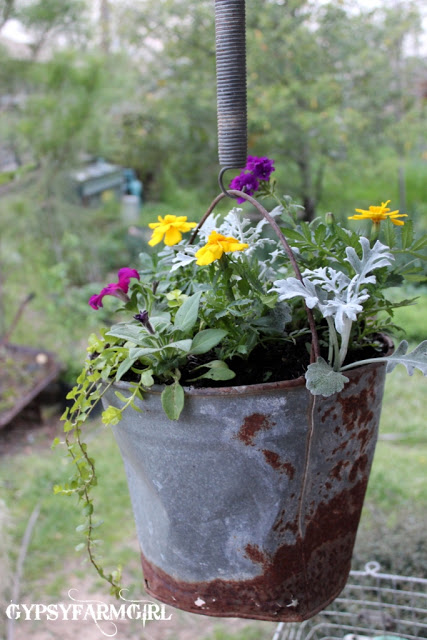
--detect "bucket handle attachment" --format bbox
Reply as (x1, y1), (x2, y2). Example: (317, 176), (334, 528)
(189, 189), (321, 362)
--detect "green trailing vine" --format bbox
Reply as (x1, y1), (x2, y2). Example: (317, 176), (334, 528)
(53, 351), (148, 597)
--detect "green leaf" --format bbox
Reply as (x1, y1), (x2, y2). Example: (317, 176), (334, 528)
(161, 381), (185, 420)
(129, 340), (192, 361)
(190, 329), (227, 355)
(82, 503), (94, 516)
(201, 363), (236, 381)
(384, 272), (404, 287)
(411, 234), (427, 252)
(190, 360), (236, 381)
(128, 346), (158, 360)
(383, 219), (396, 249)
(114, 390), (129, 403)
(386, 340), (427, 375)
(101, 406), (122, 425)
(314, 223), (326, 245)
(107, 324), (142, 342)
(404, 250), (427, 261)
(402, 273), (427, 283)
(100, 366), (112, 380)
(259, 293), (278, 308)
(75, 543), (86, 552)
(173, 291), (202, 333)
(140, 370), (154, 387)
(115, 357), (136, 382)
(306, 357), (349, 396)
(401, 219), (414, 250)
(165, 339), (193, 352)
(300, 222), (313, 243)
(281, 228), (305, 243)
(63, 420), (74, 433)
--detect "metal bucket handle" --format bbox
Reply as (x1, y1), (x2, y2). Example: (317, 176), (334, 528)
(188, 189), (320, 361)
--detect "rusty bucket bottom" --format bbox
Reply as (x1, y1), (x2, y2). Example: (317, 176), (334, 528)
(139, 480), (370, 621)
(140, 534), (354, 622)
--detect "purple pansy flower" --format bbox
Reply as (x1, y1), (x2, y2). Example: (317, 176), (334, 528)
(246, 156), (275, 181)
(88, 268), (140, 310)
(229, 172), (260, 204)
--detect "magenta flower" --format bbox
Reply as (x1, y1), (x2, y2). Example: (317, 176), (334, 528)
(246, 156), (275, 181)
(116, 268), (140, 292)
(229, 172), (260, 204)
(88, 268), (140, 310)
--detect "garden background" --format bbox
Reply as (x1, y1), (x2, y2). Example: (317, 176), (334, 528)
(0, 0), (426, 638)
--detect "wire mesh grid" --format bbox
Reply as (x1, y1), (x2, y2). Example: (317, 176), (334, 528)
(272, 562), (427, 640)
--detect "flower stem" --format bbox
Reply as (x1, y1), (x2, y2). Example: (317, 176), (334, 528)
(370, 222), (380, 245)
(219, 255), (235, 302)
(326, 317), (341, 371)
(340, 355), (389, 372)
(338, 319), (353, 368)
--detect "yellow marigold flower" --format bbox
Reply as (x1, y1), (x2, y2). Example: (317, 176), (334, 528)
(195, 230), (249, 266)
(348, 200), (408, 226)
(148, 215), (197, 246)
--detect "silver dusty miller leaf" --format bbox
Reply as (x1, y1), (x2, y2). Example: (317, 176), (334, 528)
(386, 340), (427, 375)
(306, 358), (350, 397)
(345, 237), (394, 286)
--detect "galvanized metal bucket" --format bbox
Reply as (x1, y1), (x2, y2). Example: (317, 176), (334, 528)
(103, 358), (387, 622)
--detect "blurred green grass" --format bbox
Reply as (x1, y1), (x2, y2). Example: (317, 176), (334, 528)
(202, 627), (271, 640)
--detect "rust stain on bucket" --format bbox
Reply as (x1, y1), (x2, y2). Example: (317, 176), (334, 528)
(236, 412), (274, 446)
(262, 450), (295, 478)
(244, 543), (270, 566)
(141, 480), (369, 622)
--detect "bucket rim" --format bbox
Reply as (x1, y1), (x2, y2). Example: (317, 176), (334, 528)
(108, 335), (393, 398)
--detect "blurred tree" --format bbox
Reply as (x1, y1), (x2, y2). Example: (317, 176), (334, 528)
(100, 0), (111, 54)
(247, 0), (346, 219)
(105, 0), (218, 198)
(1, 0), (425, 216)
(246, 0), (425, 218)
(14, 52), (115, 263)
(375, 1), (425, 210)
(19, 53), (104, 166)
(17, 0), (89, 58)
(107, 0), (424, 217)
(0, 0), (15, 31)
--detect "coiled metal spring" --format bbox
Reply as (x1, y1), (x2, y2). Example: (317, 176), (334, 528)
(215, 0), (247, 169)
